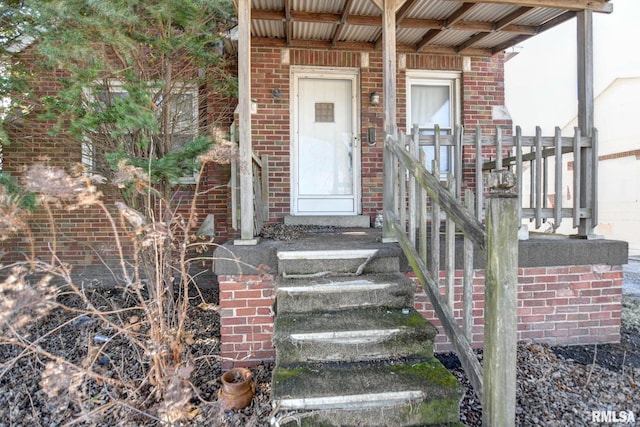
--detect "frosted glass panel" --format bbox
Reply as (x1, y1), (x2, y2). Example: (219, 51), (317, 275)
(410, 85), (450, 128)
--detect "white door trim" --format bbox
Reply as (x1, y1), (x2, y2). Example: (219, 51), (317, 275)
(290, 66), (361, 215)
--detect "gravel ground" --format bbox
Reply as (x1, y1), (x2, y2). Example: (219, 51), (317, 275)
(0, 282), (638, 426)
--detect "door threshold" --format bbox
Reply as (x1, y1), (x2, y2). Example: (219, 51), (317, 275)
(284, 215), (370, 228)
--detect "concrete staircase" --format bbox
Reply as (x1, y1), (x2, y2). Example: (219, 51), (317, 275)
(271, 248), (463, 427)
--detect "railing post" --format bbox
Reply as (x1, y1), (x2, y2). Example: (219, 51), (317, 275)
(383, 126), (398, 242)
(483, 170), (519, 427)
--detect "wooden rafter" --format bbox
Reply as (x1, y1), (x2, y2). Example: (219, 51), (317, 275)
(490, 10), (576, 54)
(245, 0), (604, 57)
(445, 0), (612, 13)
(494, 6), (534, 30)
(456, 6), (532, 52)
(416, 2), (476, 52)
(396, 0), (419, 25)
(444, 2), (478, 28)
(252, 9), (540, 36)
(416, 29), (441, 51)
(284, 0), (292, 46)
(331, 0), (355, 48)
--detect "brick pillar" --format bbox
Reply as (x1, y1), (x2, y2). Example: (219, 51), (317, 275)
(218, 274), (276, 368)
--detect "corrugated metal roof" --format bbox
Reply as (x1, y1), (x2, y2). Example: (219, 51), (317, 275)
(244, 0), (612, 56)
(463, 3), (524, 23)
(293, 0), (344, 14)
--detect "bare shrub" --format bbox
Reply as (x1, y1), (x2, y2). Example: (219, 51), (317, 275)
(0, 157), (232, 424)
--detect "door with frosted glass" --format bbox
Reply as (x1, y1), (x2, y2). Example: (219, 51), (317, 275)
(293, 76), (359, 215)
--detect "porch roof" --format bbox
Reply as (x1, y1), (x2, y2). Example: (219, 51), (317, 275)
(237, 0), (612, 57)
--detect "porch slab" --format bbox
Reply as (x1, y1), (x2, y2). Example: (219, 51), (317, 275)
(284, 215), (371, 228)
(212, 228), (628, 275)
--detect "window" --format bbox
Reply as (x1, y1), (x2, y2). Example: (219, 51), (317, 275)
(83, 81), (199, 183)
(407, 71), (460, 179)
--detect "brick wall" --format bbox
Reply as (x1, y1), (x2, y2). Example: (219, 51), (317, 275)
(216, 265), (622, 366)
(412, 264), (623, 352)
(248, 47), (511, 224)
(2, 47), (236, 265)
(218, 274), (276, 369)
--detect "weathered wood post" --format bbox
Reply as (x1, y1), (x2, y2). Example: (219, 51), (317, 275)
(483, 169), (519, 427)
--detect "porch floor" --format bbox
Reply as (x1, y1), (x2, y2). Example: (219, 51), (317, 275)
(213, 227), (627, 276)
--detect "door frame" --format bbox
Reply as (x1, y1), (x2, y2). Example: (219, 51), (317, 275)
(290, 66), (361, 215)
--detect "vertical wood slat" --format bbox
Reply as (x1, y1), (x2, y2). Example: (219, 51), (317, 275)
(515, 126), (523, 225)
(534, 127), (543, 229)
(573, 127), (582, 228)
(495, 126), (503, 170)
(409, 126), (420, 244)
(419, 149), (428, 261)
(463, 189), (475, 342)
(434, 124), (441, 171)
(554, 127), (563, 227)
(543, 137), (549, 212)
(446, 175), (456, 312)
(455, 125), (463, 198)
(261, 155), (270, 221)
(591, 128), (599, 226)
(400, 132), (408, 234)
(529, 147), (535, 215)
(431, 158), (440, 285)
(475, 126), (483, 220)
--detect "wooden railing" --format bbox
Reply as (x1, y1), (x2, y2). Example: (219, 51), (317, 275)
(412, 124), (598, 235)
(383, 125), (521, 425)
(230, 122), (268, 234)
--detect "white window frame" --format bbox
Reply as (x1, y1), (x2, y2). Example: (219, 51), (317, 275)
(82, 81), (200, 184)
(406, 70), (461, 180)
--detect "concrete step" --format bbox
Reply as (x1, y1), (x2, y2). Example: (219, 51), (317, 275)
(275, 272), (414, 313)
(284, 215), (371, 228)
(274, 307), (437, 365)
(271, 358), (463, 427)
(277, 249), (399, 276)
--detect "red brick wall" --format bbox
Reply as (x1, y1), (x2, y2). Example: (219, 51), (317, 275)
(2, 48), (236, 265)
(216, 265), (622, 366)
(248, 47), (511, 224)
(218, 274), (276, 369)
(412, 264), (623, 352)
(3, 45), (511, 261)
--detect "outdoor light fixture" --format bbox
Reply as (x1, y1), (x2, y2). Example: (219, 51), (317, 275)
(272, 88), (282, 98)
(370, 91), (380, 106)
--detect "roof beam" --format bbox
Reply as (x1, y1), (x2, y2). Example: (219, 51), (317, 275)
(494, 6), (533, 30)
(456, 5), (532, 51)
(251, 37), (493, 56)
(331, 0), (355, 48)
(457, 32), (490, 52)
(252, 9), (539, 35)
(445, 0), (612, 13)
(396, 0), (419, 25)
(491, 10), (576, 54)
(284, 0), (292, 46)
(416, 29), (442, 51)
(444, 3), (478, 28)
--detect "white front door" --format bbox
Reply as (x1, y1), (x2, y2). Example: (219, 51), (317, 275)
(292, 69), (360, 215)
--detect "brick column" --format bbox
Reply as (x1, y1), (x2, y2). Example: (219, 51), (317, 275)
(218, 274), (276, 368)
